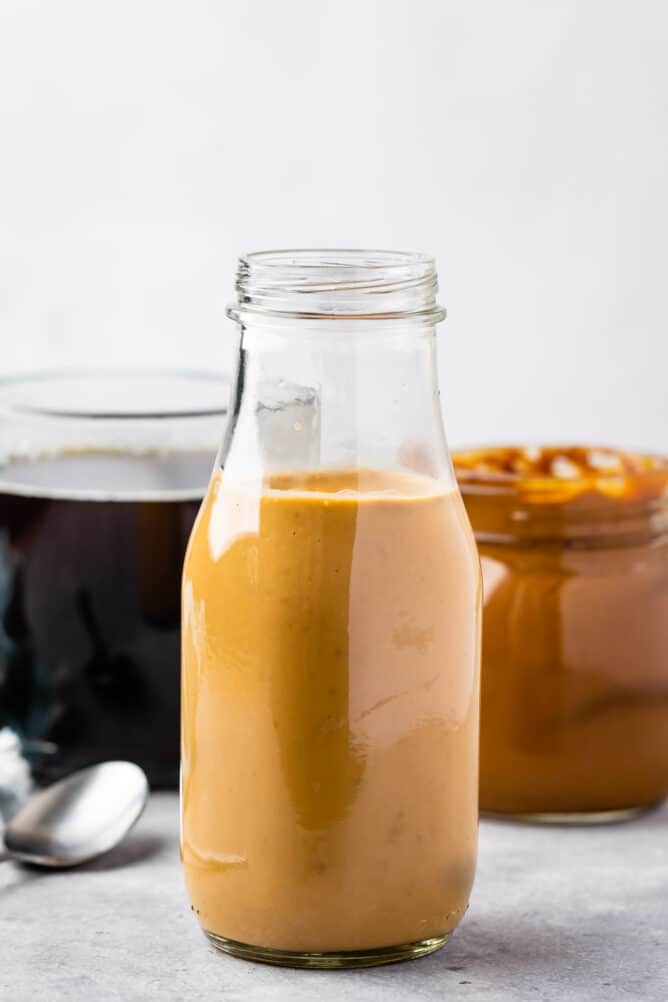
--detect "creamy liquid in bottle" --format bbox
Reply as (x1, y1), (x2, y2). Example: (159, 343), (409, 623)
(182, 468), (480, 953)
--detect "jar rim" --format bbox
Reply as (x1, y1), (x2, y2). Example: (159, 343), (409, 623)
(454, 445), (668, 545)
(228, 248), (446, 324)
(0, 368), (229, 421)
(454, 444), (668, 502)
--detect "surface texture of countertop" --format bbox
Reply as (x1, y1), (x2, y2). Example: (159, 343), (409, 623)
(2, 793), (666, 1002)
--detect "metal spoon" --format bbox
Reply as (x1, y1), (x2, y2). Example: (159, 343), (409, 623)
(0, 761), (149, 867)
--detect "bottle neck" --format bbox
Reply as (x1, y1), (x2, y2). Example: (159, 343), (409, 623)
(219, 321), (453, 487)
(220, 249), (452, 488)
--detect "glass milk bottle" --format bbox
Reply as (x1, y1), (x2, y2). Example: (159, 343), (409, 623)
(181, 250), (481, 968)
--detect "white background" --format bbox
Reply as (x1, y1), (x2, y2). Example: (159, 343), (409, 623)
(0, 0), (665, 451)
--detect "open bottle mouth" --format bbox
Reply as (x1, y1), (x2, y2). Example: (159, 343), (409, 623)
(228, 248), (446, 323)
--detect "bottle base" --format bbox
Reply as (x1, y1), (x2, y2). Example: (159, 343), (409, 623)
(203, 929), (451, 969)
(481, 802), (661, 825)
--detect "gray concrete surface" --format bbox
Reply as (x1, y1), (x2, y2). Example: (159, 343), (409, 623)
(1, 793), (666, 1002)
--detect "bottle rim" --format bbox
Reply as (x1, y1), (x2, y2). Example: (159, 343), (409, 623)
(227, 248), (446, 325)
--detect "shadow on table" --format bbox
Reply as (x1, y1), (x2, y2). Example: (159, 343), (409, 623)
(0, 830), (166, 885)
(82, 831), (167, 871)
(206, 912), (653, 1002)
(437, 913), (606, 981)
(0, 865), (41, 899)
(346, 909), (656, 1000)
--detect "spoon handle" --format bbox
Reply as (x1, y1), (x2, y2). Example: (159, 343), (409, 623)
(0, 849), (11, 863)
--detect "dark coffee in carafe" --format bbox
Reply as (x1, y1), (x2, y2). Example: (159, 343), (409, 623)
(0, 450), (212, 786)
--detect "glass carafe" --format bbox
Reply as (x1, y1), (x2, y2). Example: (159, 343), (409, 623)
(0, 370), (226, 792)
(181, 250), (481, 968)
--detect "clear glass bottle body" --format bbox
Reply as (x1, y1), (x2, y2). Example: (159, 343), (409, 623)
(181, 251), (481, 967)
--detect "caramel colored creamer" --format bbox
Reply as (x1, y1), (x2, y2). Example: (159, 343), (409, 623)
(454, 446), (668, 818)
(181, 469), (480, 955)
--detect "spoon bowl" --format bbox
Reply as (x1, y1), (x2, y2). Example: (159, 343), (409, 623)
(2, 761), (149, 867)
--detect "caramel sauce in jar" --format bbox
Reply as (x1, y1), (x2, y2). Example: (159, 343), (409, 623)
(453, 445), (668, 821)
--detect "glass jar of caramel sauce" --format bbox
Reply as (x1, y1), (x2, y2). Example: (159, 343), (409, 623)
(453, 445), (668, 822)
